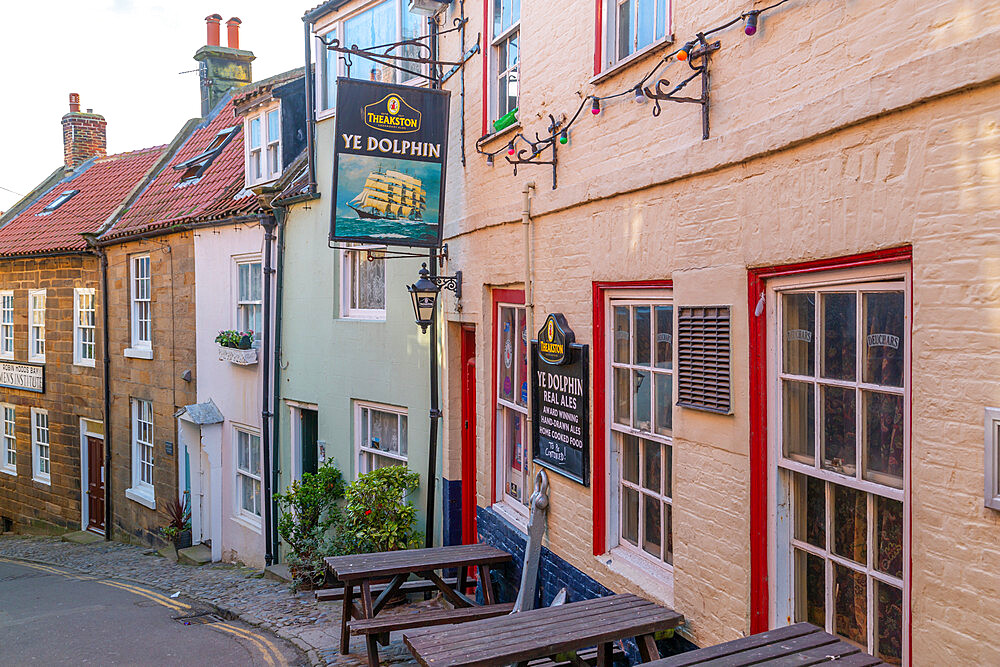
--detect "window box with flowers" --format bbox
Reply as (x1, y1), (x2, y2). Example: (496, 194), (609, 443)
(216, 330), (258, 365)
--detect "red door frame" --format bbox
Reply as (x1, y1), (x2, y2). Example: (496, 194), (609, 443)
(460, 326), (478, 544)
(591, 280), (673, 556)
(489, 289), (526, 505)
(746, 246), (912, 635)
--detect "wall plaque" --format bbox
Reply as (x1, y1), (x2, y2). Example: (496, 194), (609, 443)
(531, 314), (589, 486)
(0, 361), (44, 393)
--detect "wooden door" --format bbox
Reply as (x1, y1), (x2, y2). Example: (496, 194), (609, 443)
(301, 409), (319, 476)
(460, 327), (478, 544)
(86, 436), (105, 532)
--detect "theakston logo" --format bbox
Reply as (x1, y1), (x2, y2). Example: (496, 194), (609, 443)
(364, 94), (421, 134)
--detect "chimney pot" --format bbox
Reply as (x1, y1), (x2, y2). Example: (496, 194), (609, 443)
(226, 17), (242, 49)
(206, 13), (222, 46)
(61, 94), (106, 170)
(69, 93), (80, 113)
(86, 108), (93, 113)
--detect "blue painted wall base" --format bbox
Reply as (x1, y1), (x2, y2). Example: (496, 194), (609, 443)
(476, 505), (696, 662)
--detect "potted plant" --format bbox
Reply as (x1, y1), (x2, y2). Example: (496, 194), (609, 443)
(215, 329), (258, 364)
(162, 496), (192, 549)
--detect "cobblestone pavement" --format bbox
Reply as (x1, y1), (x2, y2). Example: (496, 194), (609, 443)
(0, 535), (420, 666)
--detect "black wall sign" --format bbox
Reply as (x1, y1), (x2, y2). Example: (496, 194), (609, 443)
(531, 314), (589, 486)
(330, 78), (450, 248)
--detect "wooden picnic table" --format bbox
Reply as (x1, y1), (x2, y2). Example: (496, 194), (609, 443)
(403, 593), (684, 667)
(325, 544), (514, 665)
(645, 622), (885, 666)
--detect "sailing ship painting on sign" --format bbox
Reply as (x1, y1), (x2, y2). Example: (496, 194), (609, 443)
(335, 154), (442, 245)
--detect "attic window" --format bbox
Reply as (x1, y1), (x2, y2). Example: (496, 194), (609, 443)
(38, 190), (79, 215)
(174, 126), (239, 183)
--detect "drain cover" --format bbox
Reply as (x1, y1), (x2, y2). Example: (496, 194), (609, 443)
(174, 612), (223, 626)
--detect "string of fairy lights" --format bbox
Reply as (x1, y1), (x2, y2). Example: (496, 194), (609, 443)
(475, 0), (793, 173)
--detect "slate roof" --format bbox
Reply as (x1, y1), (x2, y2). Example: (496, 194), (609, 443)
(102, 94), (263, 241)
(0, 146), (165, 257)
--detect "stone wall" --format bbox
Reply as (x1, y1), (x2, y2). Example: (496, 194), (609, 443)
(104, 233), (197, 546)
(0, 254), (103, 533)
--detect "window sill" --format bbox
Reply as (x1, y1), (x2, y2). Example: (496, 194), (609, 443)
(28, 357), (45, 365)
(477, 122), (522, 149)
(316, 108), (336, 123)
(600, 546), (674, 605)
(232, 513), (263, 534)
(590, 35), (676, 86)
(125, 486), (156, 510)
(1, 467), (16, 477)
(491, 500), (529, 533)
(124, 347), (153, 360)
(33, 474), (51, 486)
(0, 354), (13, 361)
(341, 312), (387, 322)
(74, 359), (96, 368)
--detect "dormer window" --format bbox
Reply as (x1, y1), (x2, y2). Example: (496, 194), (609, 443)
(38, 190), (79, 215)
(175, 126), (239, 184)
(245, 103), (282, 186)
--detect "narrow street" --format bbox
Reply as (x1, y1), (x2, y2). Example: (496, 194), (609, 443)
(0, 558), (302, 666)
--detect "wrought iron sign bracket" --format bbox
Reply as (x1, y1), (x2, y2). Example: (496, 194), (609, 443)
(643, 34), (721, 140)
(327, 240), (432, 261)
(429, 271), (462, 300)
(503, 114), (563, 190)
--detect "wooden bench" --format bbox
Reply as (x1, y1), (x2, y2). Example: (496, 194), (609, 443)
(350, 601), (515, 635)
(644, 623), (885, 666)
(315, 576), (459, 603)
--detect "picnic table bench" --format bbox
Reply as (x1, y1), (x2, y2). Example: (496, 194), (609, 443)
(645, 622), (885, 666)
(403, 593), (684, 667)
(325, 544), (513, 667)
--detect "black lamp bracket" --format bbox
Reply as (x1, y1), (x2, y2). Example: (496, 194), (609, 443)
(642, 33), (720, 140)
(476, 114), (563, 189)
(429, 271), (462, 300)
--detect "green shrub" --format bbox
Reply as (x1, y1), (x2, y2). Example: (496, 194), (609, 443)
(344, 466), (422, 553)
(275, 461), (346, 590)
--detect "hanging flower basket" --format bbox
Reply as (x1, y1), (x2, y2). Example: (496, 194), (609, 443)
(218, 345), (258, 365)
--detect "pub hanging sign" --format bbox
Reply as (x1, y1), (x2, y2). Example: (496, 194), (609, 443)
(330, 78), (450, 248)
(0, 361), (44, 393)
(531, 313), (590, 486)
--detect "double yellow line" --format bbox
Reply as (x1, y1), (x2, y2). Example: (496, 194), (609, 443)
(0, 557), (286, 664)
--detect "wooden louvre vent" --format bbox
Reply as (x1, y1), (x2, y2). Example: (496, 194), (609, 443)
(677, 305), (732, 414)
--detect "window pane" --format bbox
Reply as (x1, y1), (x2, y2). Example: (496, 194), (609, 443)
(622, 434), (639, 484)
(249, 262), (262, 302)
(863, 390), (904, 488)
(876, 582), (904, 664)
(821, 384), (856, 476)
(499, 307), (515, 402)
(832, 484), (866, 564)
(642, 438), (660, 493)
(249, 434), (260, 475)
(613, 306), (630, 363)
(516, 310), (527, 407)
(654, 372), (672, 435)
(822, 293), (856, 381)
(875, 496), (903, 579)
(863, 292), (905, 388)
(833, 563), (867, 647)
(783, 292), (815, 376)
(249, 118), (260, 148)
(654, 305), (672, 369)
(633, 306), (651, 366)
(504, 409), (525, 503)
(663, 502), (673, 565)
(361, 408), (369, 447)
(622, 486), (639, 546)
(324, 30), (338, 109)
(794, 549), (826, 627)
(636, 0), (654, 50)
(399, 415), (407, 456)
(242, 476), (254, 513)
(617, 0), (633, 59)
(353, 253), (385, 310)
(345, 0), (396, 83)
(613, 367), (630, 426)
(655, 0), (666, 39)
(372, 409), (399, 454)
(663, 445), (672, 499)
(238, 432), (249, 470)
(782, 380), (815, 463)
(643, 493), (661, 558)
(633, 369), (651, 432)
(267, 109), (280, 143)
(793, 473), (825, 549)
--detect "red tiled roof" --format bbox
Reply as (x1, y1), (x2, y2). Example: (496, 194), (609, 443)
(104, 95), (263, 240)
(0, 146), (165, 256)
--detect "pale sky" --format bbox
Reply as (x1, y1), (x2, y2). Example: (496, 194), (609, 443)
(0, 1), (308, 213)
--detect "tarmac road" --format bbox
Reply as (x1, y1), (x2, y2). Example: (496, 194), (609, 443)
(0, 558), (303, 666)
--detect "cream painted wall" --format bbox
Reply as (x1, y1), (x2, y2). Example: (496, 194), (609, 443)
(432, 0), (1000, 659)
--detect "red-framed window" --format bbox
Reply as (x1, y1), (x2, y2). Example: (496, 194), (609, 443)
(748, 247), (912, 660)
(592, 280), (673, 556)
(490, 288), (526, 508)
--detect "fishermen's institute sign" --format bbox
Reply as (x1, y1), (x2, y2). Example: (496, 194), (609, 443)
(330, 78), (450, 248)
(0, 361), (44, 393)
(531, 313), (590, 486)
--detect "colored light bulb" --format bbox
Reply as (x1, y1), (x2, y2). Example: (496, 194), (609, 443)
(486, 153), (494, 166)
(634, 86), (647, 104)
(559, 130), (568, 144)
(744, 12), (759, 36)
(677, 41), (694, 61)
(507, 142), (516, 156)
(591, 97), (601, 115)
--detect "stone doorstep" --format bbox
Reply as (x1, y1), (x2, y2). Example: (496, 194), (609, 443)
(61, 530), (104, 545)
(177, 543), (213, 566)
(264, 563), (292, 584)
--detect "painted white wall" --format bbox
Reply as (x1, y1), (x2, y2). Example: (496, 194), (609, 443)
(193, 221), (268, 568)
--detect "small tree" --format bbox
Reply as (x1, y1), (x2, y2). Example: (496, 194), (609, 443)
(275, 461), (346, 589)
(344, 466), (422, 553)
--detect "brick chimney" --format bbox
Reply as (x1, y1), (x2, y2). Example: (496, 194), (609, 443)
(61, 93), (107, 170)
(193, 14), (254, 117)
